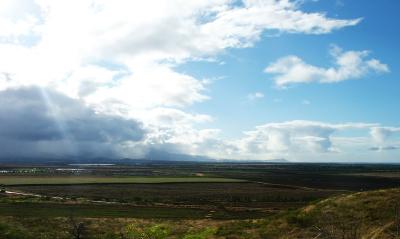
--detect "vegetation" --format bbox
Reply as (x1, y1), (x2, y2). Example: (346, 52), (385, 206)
(9, 183), (339, 207)
(0, 188), (399, 238)
(0, 176), (243, 186)
(1, 163), (400, 238)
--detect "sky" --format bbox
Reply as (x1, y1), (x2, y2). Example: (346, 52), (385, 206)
(0, 0), (399, 162)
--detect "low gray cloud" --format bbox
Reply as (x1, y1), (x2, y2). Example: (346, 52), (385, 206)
(369, 146), (400, 151)
(0, 87), (145, 159)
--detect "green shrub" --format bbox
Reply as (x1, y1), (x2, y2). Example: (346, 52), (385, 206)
(183, 227), (216, 239)
(0, 222), (32, 239)
(126, 224), (170, 239)
(286, 211), (314, 228)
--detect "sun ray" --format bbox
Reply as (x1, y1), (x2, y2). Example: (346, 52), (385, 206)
(38, 87), (78, 157)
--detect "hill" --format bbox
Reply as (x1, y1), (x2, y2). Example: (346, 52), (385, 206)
(0, 183), (399, 238)
(217, 188), (400, 238)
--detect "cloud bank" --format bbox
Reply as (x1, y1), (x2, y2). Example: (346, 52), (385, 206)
(0, 87), (145, 158)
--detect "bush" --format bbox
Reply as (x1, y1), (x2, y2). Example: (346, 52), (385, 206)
(0, 222), (32, 239)
(125, 224), (170, 239)
(286, 212), (314, 228)
(183, 227), (216, 239)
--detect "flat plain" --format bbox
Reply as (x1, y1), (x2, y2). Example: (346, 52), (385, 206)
(0, 176), (243, 185)
(1, 162), (400, 238)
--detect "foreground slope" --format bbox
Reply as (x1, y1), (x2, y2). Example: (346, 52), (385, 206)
(233, 188), (400, 238)
(0, 188), (399, 238)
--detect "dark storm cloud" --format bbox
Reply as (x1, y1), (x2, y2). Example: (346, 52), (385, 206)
(0, 87), (145, 158)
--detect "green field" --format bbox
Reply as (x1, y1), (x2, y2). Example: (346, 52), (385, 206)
(0, 203), (209, 219)
(345, 172), (400, 178)
(0, 176), (244, 185)
(0, 202), (268, 219)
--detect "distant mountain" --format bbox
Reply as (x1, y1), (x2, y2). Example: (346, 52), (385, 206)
(145, 150), (212, 162)
(144, 150), (290, 163)
(215, 158), (290, 163)
(0, 150), (289, 165)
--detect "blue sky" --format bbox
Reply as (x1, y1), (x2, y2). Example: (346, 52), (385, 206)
(181, 0), (400, 138)
(0, 0), (399, 162)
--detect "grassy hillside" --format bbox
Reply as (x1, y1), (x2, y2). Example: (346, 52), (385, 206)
(218, 188), (400, 238)
(0, 188), (399, 238)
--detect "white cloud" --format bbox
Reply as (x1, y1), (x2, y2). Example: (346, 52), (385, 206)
(86, 65), (209, 111)
(225, 121), (400, 161)
(142, 108), (213, 127)
(0, 15), (38, 39)
(235, 120), (378, 159)
(204, 0), (361, 48)
(370, 127), (400, 145)
(0, 0), (41, 41)
(265, 45), (389, 87)
(0, 1), (361, 90)
(247, 92), (265, 101)
(0, 0), (367, 160)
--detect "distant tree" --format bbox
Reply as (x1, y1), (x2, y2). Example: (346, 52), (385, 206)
(0, 184), (5, 193)
(68, 215), (87, 239)
(388, 203), (400, 239)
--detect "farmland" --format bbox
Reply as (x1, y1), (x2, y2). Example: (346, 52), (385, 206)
(0, 176), (243, 185)
(0, 161), (400, 238)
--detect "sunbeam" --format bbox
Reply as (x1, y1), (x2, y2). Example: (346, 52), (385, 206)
(38, 87), (78, 157)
